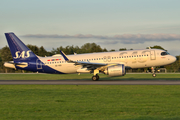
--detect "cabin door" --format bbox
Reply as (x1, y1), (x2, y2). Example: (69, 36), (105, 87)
(150, 50), (156, 60)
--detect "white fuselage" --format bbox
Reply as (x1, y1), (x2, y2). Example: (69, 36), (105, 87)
(37, 49), (176, 74)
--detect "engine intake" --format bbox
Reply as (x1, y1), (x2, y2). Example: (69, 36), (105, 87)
(104, 64), (125, 77)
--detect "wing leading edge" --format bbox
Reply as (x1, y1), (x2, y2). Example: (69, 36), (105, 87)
(60, 50), (108, 70)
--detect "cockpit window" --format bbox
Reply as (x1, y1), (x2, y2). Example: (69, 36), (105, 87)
(161, 52), (170, 56)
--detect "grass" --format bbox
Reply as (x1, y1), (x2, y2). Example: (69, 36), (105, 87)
(0, 73), (180, 80)
(1, 74), (180, 119)
(0, 85), (180, 120)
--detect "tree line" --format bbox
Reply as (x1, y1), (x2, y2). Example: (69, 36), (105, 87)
(0, 43), (179, 73)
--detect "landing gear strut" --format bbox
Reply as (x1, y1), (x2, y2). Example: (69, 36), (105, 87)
(92, 74), (99, 81)
(151, 67), (156, 77)
(92, 69), (100, 81)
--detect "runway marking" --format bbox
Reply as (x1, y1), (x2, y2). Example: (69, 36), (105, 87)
(0, 80), (180, 85)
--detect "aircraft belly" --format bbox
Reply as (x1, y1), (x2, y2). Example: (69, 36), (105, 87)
(47, 64), (77, 73)
(128, 62), (149, 68)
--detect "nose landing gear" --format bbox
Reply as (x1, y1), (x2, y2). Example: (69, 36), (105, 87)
(152, 73), (156, 77)
(151, 67), (156, 77)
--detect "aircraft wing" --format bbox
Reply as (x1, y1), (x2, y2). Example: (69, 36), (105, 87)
(60, 51), (112, 70)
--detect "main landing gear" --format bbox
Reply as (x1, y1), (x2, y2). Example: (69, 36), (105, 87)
(92, 69), (100, 81)
(151, 67), (156, 77)
(92, 74), (99, 81)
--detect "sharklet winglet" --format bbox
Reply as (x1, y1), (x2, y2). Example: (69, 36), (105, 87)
(60, 50), (70, 61)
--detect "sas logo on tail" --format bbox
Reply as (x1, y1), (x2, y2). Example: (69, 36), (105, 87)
(14, 50), (31, 59)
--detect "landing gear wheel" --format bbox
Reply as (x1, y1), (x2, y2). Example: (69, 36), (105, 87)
(92, 76), (97, 81)
(152, 73), (156, 77)
(92, 75), (99, 81)
(96, 75), (99, 80)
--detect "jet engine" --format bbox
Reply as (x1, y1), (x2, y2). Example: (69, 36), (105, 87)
(104, 64), (126, 77)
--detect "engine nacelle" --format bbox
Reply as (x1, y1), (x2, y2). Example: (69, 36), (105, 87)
(104, 64), (126, 77)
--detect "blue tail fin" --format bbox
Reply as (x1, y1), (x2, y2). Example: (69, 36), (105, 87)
(5, 32), (37, 62)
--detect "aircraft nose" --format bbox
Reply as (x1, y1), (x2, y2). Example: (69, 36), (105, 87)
(171, 56), (177, 63)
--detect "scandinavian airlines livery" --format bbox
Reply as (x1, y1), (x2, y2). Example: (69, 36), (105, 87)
(4, 33), (176, 80)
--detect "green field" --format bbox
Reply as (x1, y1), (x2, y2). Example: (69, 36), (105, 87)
(1, 74), (180, 119)
(0, 85), (180, 120)
(1, 73), (180, 80)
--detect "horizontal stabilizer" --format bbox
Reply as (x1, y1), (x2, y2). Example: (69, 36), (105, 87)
(4, 61), (28, 68)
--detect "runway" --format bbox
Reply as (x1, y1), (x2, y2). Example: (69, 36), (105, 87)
(0, 80), (180, 85)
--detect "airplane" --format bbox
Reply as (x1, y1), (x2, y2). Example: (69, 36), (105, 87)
(4, 32), (176, 80)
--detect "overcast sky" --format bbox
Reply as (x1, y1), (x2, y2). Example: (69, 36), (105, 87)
(0, 0), (180, 55)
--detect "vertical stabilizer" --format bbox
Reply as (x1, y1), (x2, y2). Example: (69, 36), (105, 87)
(5, 32), (37, 62)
